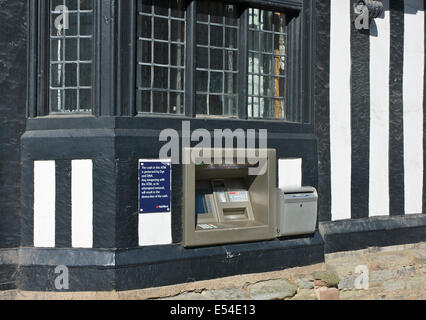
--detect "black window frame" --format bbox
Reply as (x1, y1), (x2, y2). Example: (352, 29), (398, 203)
(28, 0), (315, 132)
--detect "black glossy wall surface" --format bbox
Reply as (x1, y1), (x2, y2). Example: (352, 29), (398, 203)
(314, 0), (331, 222)
(0, 0), (27, 249)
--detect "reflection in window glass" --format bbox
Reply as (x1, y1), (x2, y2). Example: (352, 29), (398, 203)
(50, 0), (94, 113)
(196, 1), (239, 117)
(136, 0), (186, 114)
(248, 9), (288, 120)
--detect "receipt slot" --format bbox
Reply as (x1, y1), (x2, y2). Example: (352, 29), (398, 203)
(183, 148), (277, 247)
(276, 187), (318, 237)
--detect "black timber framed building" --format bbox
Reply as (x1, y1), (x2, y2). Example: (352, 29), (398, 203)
(0, 0), (425, 291)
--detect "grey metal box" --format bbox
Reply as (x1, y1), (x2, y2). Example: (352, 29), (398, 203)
(276, 187), (318, 237)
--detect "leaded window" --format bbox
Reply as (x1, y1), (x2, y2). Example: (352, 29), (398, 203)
(136, 0), (186, 114)
(34, 0), (311, 123)
(195, 1), (239, 117)
(248, 8), (287, 120)
(49, 0), (94, 113)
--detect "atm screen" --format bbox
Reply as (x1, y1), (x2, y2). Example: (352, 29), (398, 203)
(195, 180), (213, 216)
(195, 193), (209, 215)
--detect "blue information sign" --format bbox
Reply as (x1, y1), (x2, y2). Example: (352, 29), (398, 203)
(139, 160), (171, 214)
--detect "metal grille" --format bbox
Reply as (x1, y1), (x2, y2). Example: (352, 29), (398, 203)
(49, 0), (94, 113)
(195, 1), (239, 117)
(248, 8), (287, 120)
(136, 0), (186, 114)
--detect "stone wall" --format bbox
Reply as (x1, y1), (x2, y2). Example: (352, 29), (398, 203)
(0, 242), (424, 300)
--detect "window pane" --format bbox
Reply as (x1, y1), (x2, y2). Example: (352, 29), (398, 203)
(210, 49), (223, 70)
(51, 64), (64, 88)
(65, 63), (77, 87)
(210, 72), (223, 93)
(170, 68), (184, 90)
(67, 14), (79, 36)
(67, 0), (78, 11)
(171, 20), (185, 42)
(80, 13), (93, 35)
(153, 91), (168, 113)
(65, 38), (78, 61)
(137, 90), (151, 113)
(136, 0), (186, 114)
(50, 89), (64, 112)
(224, 96), (237, 116)
(209, 95), (223, 116)
(137, 65), (151, 88)
(248, 8), (288, 120)
(171, 44), (185, 66)
(138, 14), (152, 38)
(153, 41), (169, 64)
(154, 17), (169, 41)
(210, 25), (223, 47)
(196, 23), (208, 45)
(140, 0), (152, 14)
(79, 89), (92, 112)
(225, 72), (237, 94)
(49, 0), (94, 113)
(80, 63), (92, 87)
(224, 50), (237, 71)
(170, 93), (184, 114)
(196, 1), (239, 117)
(154, 0), (169, 16)
(80, 0), (93, 10)
(196, 95), (207, 115)
(196, 71), (208, 92)
(196, 47), (208, 69)
(50, 39), (63, 61)
(80, 38), (92, 61)
(138, 40), (152, 64)
(64, 89), (78, 112)
(225, 27), (238, 48)
(153, 66), (168, 88)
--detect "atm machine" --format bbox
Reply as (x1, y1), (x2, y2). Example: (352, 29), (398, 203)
(183, 148), (277, 247)
(182, 148), (319, 247)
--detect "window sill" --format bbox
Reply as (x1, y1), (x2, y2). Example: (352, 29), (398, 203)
(26, 114), (314, 136)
